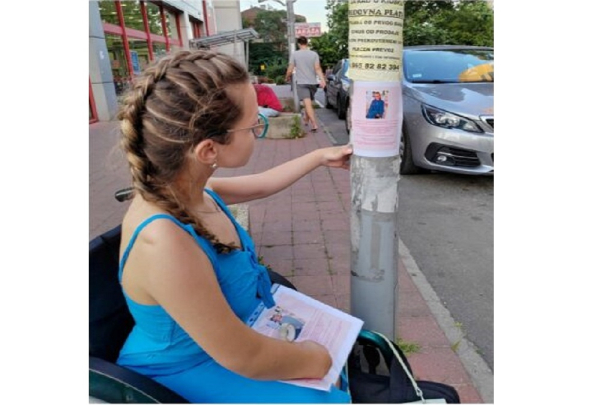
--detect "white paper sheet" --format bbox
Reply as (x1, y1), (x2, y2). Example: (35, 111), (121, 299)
(247, 284), (364, 391)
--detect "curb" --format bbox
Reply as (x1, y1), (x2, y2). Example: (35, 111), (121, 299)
(399, 239), (494, 403)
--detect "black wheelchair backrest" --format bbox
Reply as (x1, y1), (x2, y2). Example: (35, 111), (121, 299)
(89, 225), (134, 363)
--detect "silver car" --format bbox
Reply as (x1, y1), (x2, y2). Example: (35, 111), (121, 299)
(401, 45), (493, 175)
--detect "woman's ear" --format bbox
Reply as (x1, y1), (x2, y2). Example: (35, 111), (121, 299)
(191, 139), (218, 165)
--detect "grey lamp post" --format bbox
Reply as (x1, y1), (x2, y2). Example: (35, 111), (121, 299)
(258, 0), (299, 112)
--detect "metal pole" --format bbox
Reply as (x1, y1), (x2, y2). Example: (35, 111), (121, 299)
(245, 40), (249, 70)
(286, 0), (299, 112)
(348, 1), (405, 340)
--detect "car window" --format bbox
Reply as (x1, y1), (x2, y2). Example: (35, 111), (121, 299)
(335, 59), (349, 80)
(341, 60), (349, 78)
(332, 61), (342, 75)
(404, 49), (494, 83)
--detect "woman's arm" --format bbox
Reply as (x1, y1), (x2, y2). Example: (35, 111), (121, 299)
(207, 145), (352, 205)
(123, 220), (332, 380)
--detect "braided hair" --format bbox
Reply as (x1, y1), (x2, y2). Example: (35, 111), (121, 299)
(117, 50), (249, 253)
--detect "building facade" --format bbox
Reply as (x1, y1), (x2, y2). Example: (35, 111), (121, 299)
(89, 0), (243, 123)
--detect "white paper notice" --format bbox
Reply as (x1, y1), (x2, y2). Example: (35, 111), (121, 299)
(248, 285), (364, 391)
(350, 81), (402, 157)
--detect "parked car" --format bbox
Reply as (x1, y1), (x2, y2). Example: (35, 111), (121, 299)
(325, 45), (494, 175)
(325, 58), (351, 132)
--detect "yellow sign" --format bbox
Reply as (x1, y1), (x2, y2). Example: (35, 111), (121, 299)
(347, 0), (404, 82)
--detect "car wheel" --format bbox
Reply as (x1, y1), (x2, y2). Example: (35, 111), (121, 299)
(337, 97), (346, 119)
(400, 129), (425, 175)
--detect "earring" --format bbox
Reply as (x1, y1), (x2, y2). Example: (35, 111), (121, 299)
(210, 161), (218, 169)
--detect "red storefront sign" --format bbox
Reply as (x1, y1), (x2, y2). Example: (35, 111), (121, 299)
(294, 22), (321, 38)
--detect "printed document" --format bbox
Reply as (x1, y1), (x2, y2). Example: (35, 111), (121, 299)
(246, 284), (364, 391)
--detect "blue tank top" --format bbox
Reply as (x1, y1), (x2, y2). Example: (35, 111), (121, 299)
(117, 189), (275, 374)
(116, 189), (350, 403)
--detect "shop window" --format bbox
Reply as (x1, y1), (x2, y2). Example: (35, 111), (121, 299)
(153, 42), (167, 60)
(128, 38), (150, 74)
(190, 17), (203, 39)
(106, 34), (130, 95)
(120, 0), (145, 32)
(99, 0), (119, 25)
(165, 9), (180, 41)
(146, 2), (164, 36)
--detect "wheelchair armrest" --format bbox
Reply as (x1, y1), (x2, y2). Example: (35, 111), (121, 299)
(89, 356), (189, 403)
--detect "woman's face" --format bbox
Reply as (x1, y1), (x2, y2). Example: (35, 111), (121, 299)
(217, 82), (259, 168)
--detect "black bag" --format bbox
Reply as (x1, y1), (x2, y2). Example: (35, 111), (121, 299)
(348, 330), (460, 403)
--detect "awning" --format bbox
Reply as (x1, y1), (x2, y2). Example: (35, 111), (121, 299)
(189, 28), (260, 49)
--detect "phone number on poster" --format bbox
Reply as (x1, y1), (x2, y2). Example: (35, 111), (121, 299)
(350, 62), (400, 71)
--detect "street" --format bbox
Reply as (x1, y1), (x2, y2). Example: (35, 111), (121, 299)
(314, 90), (494, 371)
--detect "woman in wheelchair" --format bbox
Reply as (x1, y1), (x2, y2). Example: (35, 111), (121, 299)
(114, 49), (353, 403)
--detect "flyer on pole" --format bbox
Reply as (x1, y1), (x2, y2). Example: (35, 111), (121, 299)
(350, 81), (402, 157)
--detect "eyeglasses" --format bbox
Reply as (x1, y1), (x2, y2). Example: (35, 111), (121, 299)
(227, 113), (269, 139)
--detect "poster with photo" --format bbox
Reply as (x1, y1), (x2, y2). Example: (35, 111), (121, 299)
(350, 81), (402, 157)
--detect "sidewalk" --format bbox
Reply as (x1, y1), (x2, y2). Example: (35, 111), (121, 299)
(89, 105), (488, 403)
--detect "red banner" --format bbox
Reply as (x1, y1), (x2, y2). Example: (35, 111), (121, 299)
(294, 22), (321, 38)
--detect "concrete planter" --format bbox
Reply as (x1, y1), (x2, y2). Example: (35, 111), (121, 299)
(265, 112), (306, 139)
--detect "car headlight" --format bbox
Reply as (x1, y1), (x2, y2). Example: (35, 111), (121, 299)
(421, 104), (483, 133)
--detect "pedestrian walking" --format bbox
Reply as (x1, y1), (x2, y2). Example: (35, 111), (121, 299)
(285, 36), (326, 132)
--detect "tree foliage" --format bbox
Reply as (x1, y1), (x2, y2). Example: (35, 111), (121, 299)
(244, 8), (307, 80)
(310, 0), (493, 64)
(309, 32), (343, 71)
(252, 9), (288, 51)
(247, 42), (286, 77)
(404, 1), (494, 46)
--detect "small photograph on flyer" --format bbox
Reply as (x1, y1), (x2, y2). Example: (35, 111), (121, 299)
(365, 89), (389, 119)
(265, 305), (306, 342)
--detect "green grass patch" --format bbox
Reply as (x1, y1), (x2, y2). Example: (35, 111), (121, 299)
(396, 338), (421, 355)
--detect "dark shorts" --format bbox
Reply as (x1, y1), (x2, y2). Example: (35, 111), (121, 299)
(297, 84), (318, 101)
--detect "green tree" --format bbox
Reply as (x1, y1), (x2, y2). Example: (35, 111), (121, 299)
(246, 8), (309, 81)
(437, 1), (494, 46)
(403, 0), (493, 46)
(309, 0), (349, 65)
(405, 0), (456, 19)
(309, 32), (342, 70)
(322, 0), (493, 49)
(253, 9), (288, 51)
(247, 42), (286, 76)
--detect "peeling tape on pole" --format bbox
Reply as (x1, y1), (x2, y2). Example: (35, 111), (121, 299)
(347, 0), (404, 82)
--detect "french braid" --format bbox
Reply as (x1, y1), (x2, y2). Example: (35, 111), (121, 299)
(118, 50), (249, 253)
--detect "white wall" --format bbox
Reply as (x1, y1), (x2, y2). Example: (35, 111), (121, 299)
(212, 1), (245, 65)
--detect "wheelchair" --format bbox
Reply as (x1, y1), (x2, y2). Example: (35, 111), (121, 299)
(89, 224), (400, 403)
